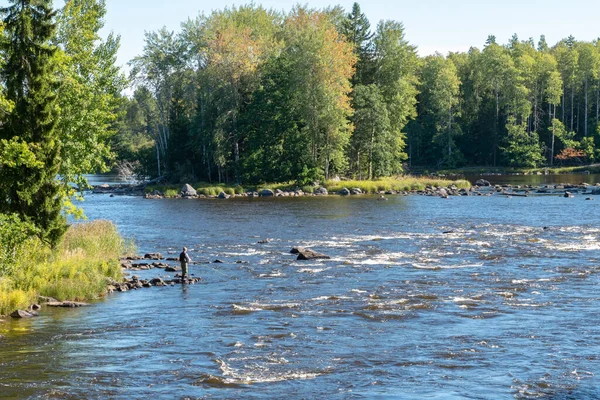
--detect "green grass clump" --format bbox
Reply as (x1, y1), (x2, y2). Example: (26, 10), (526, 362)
(323, 176), (471, 194)
(164, 189), (179, 198)
(0, 220), (127, 315)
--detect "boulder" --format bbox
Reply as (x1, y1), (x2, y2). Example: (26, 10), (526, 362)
(338, 188), (350, 196)
(439, 188), (448, 199)
(181, 184), (197, 197)
(165, 266), (180, 272)
(564, 191), (574, 198)
(150, 278), (167, 287)
(213, 259), (225, 264)
(261, 189), (275, 197)
(290, 246), (306, 254)
(38, 296), (58, 303)
(144, 253), (163, 260)
(350, 188), (362, 195)
(45, 301), (89, 308)
(218, 191), (230, 199)
(295, 248), (331, 260)
(476, 179), (491, 187)
(314, 187), (328, 196)
(11, 310), (36, 318)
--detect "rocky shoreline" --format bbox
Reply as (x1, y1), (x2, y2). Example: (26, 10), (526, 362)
(2, 246), (331, 322)
(93, 180), (600, 200)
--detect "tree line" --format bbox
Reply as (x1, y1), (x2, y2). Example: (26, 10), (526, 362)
(0, 0), (124, 247)
(116, 3), (600, 185)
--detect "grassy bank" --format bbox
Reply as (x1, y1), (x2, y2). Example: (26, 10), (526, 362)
(146, 176), (471, 197)
(433, 164), (600, 176)
(0, 220), (130, 316)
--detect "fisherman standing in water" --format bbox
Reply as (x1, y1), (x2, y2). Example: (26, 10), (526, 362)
(179, 247), (192, 282)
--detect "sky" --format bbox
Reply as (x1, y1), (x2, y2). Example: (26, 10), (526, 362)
(99, 0), (600, 69)
(6, 0), (600, 68)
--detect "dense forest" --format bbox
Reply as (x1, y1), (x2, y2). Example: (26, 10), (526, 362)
(115, 3), (600, 184)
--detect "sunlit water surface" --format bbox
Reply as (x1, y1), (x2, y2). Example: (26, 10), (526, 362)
(1, 190), (600, 399)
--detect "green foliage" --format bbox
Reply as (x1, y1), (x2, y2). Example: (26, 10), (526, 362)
(0, 220), (125, 315)
(0, 214), (38, 277)
(501, 118), (544, 167)
(324, 177), (471, 194)
(0, 0), (67, 247)
(115, 3), (600, 179)
(55, 0), (127, 192)
(0, 0), (124, 247)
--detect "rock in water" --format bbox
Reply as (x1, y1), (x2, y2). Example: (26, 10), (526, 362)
(476, 179), (491, 187)
(296, 248), (331, 260)
(11, 310), (36, 318)
(261, 189), (275, 197)
(181, 184), (197, 197)
(144, 253), (163, 260)
(338, 188), (350, 196)
(45, 301), (89, 308)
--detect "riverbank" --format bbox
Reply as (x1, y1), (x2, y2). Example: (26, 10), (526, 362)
(0, 220), (129, 318)
(92, 177), (600, 200)
(430, 163), (600, 176)
(93, 176), (472, 198)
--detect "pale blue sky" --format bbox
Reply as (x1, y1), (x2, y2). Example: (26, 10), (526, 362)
(6, 1), (600, 68)
(100, 0), (599, 68)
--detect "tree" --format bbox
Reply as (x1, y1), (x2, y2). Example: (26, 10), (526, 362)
(0, 0), (66, 246)
(129, 28), (186, 177)
(502, 117), (544, 167)
(55, 0), (127, 191)
(350, 84), (391, 179)
(280, 6), (356, 180)
(575, 42), (600, 137)
(339, 2), (374, 86)
(419, 54), (462, 166)
(371, 20), (418, 173)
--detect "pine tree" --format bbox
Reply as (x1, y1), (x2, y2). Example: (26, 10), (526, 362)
(339, 2), (374, 86)
(0, 0), (66, 246)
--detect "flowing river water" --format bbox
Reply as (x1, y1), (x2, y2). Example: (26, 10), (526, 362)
(1, 183), (600, 399)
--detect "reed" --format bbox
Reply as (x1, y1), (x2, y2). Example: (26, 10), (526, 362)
(323, 176), (471, 194)
(0, 220), (126, 315)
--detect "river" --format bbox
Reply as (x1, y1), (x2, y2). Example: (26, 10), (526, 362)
(1, 184), (600, 399)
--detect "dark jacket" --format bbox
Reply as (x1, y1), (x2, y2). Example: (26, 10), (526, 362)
(179, 251), (191, 263)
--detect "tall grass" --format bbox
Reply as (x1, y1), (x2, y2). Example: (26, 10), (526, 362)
(0, 220), (127, 316)
(324, 176), (471, 194)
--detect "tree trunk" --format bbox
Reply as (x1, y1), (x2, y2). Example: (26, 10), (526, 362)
(551, 105), (556, 166)
(156, 143), (161, 177)
(369, 126), (375, 180)
(494, 86), (499, 166)
(571, 86), (574, 132)
(584, 77), (588, 137)
(448, 104), (452, 159)
(596, 82), (599, 127)
(562, 88), (566, 124)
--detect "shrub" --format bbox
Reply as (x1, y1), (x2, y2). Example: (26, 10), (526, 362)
(164, 189), (179, 198)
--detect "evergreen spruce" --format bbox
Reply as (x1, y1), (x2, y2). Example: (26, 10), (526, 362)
(0, 0), (66, 246)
